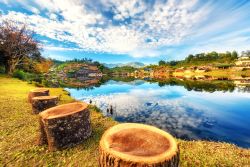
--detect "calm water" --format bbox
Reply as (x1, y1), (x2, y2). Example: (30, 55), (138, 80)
(66, 79), (250, 148)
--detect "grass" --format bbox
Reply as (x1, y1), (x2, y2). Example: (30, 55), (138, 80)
(0, 75), (250, 166)
(205, 69), (250, 77)
(173, 69), (250, 78)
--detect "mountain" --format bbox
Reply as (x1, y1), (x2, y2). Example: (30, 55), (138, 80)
(103, 63), (122, 68)
(104, 62), (145, 68)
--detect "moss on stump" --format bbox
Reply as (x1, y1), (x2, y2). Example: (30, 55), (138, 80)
(99, 123), (179, 167)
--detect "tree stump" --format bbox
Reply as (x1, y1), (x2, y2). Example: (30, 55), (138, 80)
(32, 96), (58, 114)
(38, 102), (92, 151)
(28, 88), (49, 103)
(99, 123), (179, 167)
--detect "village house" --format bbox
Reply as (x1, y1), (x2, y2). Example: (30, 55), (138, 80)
(233, 77), (250, 87)
(175, 67), (185, 73)
(235, 56), (250, 69)
(184, 69), (193, 73)
(195, 66), (210, 73)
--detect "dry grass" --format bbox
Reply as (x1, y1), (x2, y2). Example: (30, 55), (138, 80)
(0, 75), (249, 166)
(173, 69), (250, 78)
(205, 69), (250, 77)
(0, 76), (116, 166)
(179, 140), (250, 167)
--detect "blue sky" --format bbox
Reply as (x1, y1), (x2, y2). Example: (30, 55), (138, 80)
(0, 0), (250, 64)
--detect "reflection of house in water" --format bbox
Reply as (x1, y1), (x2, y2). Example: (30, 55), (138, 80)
(194, 75), (206, 80)
(77, 65), (102, 77)
(88, 66), (103, 77)
(65, 64), (103, 87)
(68, 78), (100, 88)
(177, 74), (218, 81)
(233, 77), (250, 87)
(237, 86), (250, 93)
(233, 77), (250, 92)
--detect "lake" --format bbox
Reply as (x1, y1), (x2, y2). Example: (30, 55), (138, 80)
(66, 79), (250, 148)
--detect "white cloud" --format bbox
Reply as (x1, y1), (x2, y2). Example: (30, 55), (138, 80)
(1, 0), (249, 58)
(44, 54), (70, 61)
(29, 7), (40, 14)
(49, 13), (58, 20)
(129, 48), (163, 58)
(101, 0), (147, 21)
(44, 45), (83, 51)
(1, 0), (10, 5)
(0, 0), (206, 57)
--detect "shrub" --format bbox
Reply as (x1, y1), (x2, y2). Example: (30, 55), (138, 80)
(13, 70), (26, 80)
(0, 66), (5, 73)
(13, 70), (43, 84)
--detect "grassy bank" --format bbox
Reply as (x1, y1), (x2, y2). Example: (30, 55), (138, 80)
(0, 75), (249, 166)
(173, 69), (250, 78)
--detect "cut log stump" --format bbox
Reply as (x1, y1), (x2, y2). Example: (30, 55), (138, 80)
(32, 96), (58, 114)
(28, 88), (49, 103)
(38, 102), (92, 151)
(99, 123), (179, 167)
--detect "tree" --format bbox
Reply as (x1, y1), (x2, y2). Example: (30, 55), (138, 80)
(185, 54), (194, 62)
(167, 60), (178, 66)
(0, 20), (40, 75)
(34, 59), (53, 73)
(158, 60), (166, 66)
(231, 51), (238, 60)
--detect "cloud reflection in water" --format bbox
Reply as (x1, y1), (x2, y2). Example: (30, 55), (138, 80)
(66, 81), (250, 147)
(79, 87), (216, 140)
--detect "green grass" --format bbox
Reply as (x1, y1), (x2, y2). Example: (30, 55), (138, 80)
(0, 75), (250, 166)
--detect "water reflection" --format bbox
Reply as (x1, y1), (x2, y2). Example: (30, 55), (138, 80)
(66, 78), (250, 148)
(62, 75), (250, 93)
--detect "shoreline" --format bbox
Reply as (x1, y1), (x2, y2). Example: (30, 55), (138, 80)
(0, 75), (249, 166)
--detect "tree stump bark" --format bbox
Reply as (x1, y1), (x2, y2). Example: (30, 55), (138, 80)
(28, 88), (49, 103)
(32, 96), (58, 114)
(99, 123), (179, 167)
(38, 102), (92, 151)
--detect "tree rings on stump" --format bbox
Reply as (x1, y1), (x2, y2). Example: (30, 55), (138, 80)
(38, 102), (91, 151)
(99, 123), (179, 167)
(28, 88), (49, 103)
(32, 96), (58, 114)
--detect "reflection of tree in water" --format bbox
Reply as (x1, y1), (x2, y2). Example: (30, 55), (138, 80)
(97, 76), (236, 93)
(150, 78), (235, 93)
(47, 71), (238, 93)
(237, 86), (250, 93)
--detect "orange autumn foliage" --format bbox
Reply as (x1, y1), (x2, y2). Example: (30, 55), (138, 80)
(35, 60), (53, 73)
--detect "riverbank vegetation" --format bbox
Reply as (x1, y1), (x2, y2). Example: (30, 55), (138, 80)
(109, 51), (250, 78)
(0, 75), (250, 166)
(159, 51), (239, 68)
